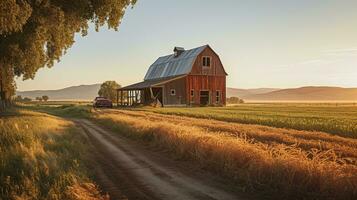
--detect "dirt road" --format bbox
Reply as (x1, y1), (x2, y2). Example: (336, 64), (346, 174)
(76, 119), (247, 200)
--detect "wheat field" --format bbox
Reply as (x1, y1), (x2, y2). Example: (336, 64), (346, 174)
(0, 110), (107, 200)
(93, 108), (357, 200)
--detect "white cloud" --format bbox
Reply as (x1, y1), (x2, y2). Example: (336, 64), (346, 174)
(265, 50), (354, 76)
(323, 48), (357, 56)
(295, 59), (331, 66)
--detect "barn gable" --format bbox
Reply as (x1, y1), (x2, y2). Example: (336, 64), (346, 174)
(190, 46), (228, 76)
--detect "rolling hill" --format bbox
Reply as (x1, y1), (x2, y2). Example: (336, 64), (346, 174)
(16, 84), (101, 101)
(242, 86), (357, 101)
(226, 87), (280, 98)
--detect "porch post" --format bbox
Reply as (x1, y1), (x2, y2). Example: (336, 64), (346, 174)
(140, 89), (145, 104)
(127, 90), (129, 106)
(130, 90), (133, 106)
(150, 87), (154, 99)
(130, 90), (132, 106)
(116, 90), (119, 107)
(120, 90), (123, 106)
(135, 90), (138, 104)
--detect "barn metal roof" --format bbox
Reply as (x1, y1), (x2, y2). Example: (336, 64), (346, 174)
(144, 45), (208, 80)
(119, 75), (186, 90)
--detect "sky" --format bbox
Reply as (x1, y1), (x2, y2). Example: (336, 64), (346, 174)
(16, 0), (357, 91)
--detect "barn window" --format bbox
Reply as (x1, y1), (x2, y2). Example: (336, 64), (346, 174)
(216, 90), (221, 103)
(170, 89), (176, 96)
(190, 89), (194, 97)
(202, 56), (211, 67)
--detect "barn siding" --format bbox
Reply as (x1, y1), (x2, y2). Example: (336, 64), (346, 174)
(159, 77), (187, 105)
(186, 75), (226, 105)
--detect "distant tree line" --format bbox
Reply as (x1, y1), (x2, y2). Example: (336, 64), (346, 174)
(35, 96), (49, 102)
(14, 95), (49, 102)
(14, 95), (32, 102)
(226, 97), (244, 104)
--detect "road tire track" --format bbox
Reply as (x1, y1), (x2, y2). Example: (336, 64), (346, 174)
(75, 119), (246, 200)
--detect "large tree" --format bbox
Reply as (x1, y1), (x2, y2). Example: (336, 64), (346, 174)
(98, 81), (120, 101)
(0, 0), (136, 109)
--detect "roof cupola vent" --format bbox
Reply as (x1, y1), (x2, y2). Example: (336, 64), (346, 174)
(174, 47), (185, 57)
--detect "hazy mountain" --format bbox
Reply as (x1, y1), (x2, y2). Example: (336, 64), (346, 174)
(226, 87), (280, 98)
(16, 84), (101, 101)
(243, 86), (357, 101)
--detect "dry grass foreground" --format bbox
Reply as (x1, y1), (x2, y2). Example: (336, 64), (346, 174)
(93, 109), (357, 200)
(0, 110), (108, 200)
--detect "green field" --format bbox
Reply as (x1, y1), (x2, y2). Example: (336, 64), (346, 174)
(21, 101), (91, 106)
(138, 103), (357, 138)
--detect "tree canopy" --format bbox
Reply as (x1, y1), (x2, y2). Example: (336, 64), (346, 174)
(13, 95), (32, 102)
(0, 0), (136, 108)
(226, 97), (244, 104)
(14, 95), (23, 102)
(42, 95), (49, 101)
(98, 81), (120, 101)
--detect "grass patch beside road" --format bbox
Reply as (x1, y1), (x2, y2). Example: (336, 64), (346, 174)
(0, 110), (107, 200)
(24, 104), (93, 118)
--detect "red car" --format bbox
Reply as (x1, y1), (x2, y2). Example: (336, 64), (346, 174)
(93, 97), (113, 108)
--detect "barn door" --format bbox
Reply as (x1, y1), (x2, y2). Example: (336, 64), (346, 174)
(199, 91), (210, 106)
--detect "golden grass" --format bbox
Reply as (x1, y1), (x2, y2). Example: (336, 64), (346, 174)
(0, 110), (105, 200)
(93, 110), (357, 200)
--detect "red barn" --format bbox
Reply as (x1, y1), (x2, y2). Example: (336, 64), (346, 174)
(117, 45), (228, 106)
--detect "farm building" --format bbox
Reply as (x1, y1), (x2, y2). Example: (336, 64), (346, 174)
(117, 45), (228, 106)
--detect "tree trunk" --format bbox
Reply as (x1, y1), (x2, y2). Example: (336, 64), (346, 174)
(0, 70), (9, 111)
(0, 74), (5, 111)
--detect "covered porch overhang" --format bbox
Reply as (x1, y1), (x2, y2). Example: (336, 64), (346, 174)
(116, 75), (185, 107)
